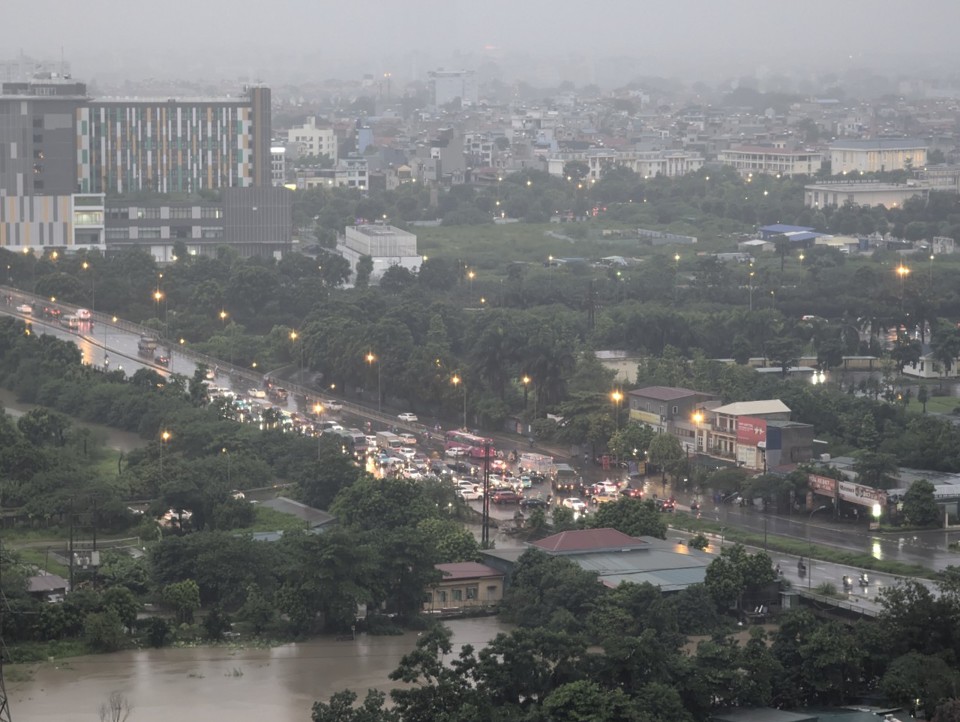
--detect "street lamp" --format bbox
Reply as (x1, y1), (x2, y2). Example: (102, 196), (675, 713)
(366, 352), (381, 412)
(81, 260), (95, 311)
(313, 401), (325, 459)
(451, 374), (467, 429)
(221, 447), (231, 486)
(929, 254), (935, 284)
(807, 504), (830, 590)
(159, 430), (172, 475)
(692, 410), (704, 456)
(896, 264), (910, 313)
(219, 309), (228, 326)
(611, 389), (623, 432)
(521, 375), (531, 413)
(290, 330), (303, 383)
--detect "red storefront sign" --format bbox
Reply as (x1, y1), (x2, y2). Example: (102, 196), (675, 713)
(736, 416), (767, 445)
(807, 473), (837, 496)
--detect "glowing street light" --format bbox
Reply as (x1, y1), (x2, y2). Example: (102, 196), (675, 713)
(896, 264), (910, 312)
(159, 429), (172, 475)
(366, 352), (381, 412)
(611, 389), (623, 432)
(452, 374), (467, 429)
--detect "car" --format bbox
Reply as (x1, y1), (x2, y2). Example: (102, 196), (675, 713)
(399, 433), (417, 446)
(491, 489), (521, 504)
(620, 487), (644, 499)
(16, 304), (32, 314)
(562, 497), (588, 513)
(655, 498), (676, 513)
(248, 388), (267, 399)
(593, 493), (618, 506)
(397, 412), (418, 422)
(325, 400), (343, 412)
(154, 354), (170, 367)
(398, 446), (417, 460)
(458, 488), (484, 501)
(519, 497), (549, 510)
(518, 475), (533, 489)
(445, 446), (469, 458)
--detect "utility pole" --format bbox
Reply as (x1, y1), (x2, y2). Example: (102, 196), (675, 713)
(481, 443), (491, 547)
(0, 540), (14, 722)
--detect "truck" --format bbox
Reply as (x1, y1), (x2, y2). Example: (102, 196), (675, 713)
(376, 431), (404, 452)
(552, 463), (584, 495)
(137, 335), (159, 356)
(519, 452), (556, 477)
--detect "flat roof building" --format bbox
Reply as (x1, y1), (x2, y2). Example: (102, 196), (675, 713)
(829, 138), (927, 174)
(805, 181), (929, 209)
(337, 224), (421, 284)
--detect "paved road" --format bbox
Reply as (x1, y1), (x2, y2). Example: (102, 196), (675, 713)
(5, 295), (960, 575)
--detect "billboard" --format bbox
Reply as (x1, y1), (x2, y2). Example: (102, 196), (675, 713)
(737, 416), (767, 446)
(807, 473), (838, 495)
(838, 481), (887, 507)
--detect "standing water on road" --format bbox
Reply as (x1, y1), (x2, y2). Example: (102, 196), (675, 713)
(9, 616), (509, 721)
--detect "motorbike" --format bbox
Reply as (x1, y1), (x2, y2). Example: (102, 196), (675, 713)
(797, 561), (806, 577)
(859, 573), (869, 587)
(842, 575), (853, 590)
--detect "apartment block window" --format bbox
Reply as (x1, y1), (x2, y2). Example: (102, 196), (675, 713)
(139, 227), (162, 239)
(169, 207), (192, 220)
(137, 208), (160, 220)
(201, 207), (223, 219)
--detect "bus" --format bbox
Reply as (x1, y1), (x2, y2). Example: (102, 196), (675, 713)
(444, 430), (495, 459)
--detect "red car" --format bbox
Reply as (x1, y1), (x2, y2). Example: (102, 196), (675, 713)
(491, 490), (521, 504)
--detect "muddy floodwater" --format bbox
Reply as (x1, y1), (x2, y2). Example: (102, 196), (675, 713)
(9, 617), (508, 721)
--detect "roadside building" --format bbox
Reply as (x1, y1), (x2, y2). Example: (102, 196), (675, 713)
(422, 562), (504, 614)
(693, 400), (810, 471)
(627, 386), (719, 452)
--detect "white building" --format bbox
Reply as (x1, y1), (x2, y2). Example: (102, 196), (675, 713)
(287, 117), (338, 163)
(829, 138), (927, 174)
(270, 146), (287, 187)
(804, 181), (929, 209)
(296, 156), (368, 191)
(716, 145), (823, 177)
(546, 149), (704, 180)
(429, 70), (478, 107)
(337, 225), (420, 283)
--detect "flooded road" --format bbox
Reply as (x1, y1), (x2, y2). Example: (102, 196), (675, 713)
(9, 616), (509, 721)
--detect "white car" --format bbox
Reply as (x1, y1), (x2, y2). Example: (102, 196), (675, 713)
(398, 446), (417, 460)
(247, 388), (267, 399)
(15, 304), (32, 314)
(562, 497), (588, 513)
(399, 433), (418, 445)
(325, 400), (343, 412)
(458, 487), (484, 501)
(397, 412), (418, 422)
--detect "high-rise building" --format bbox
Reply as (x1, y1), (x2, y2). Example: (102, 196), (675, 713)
(429, 70), (478, 108)
(77, 85), (271, 194)
(0, 78), (278, 255)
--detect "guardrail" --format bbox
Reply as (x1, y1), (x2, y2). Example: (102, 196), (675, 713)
(0, 285), (427, 434)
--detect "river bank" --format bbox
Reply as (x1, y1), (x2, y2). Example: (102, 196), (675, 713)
(8, 616), (509, 721)
(0, 387), (147, 453)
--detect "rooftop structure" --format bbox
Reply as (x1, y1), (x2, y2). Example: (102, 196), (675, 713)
(829, 138), (927, 174)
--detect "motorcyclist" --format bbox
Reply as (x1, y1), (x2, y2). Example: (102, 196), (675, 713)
(859, 572), (869, 586)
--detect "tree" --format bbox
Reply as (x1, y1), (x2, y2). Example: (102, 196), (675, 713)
(312, 689), (398, 722)
(102, 586), (139, 633)
(881, 652), (960, 718)
(83, 609), (126, 652)
(648, 433), (684, 483)
(853, 450), (899, 487)
(162, 579), (200, 624)
(902, 479), (940, 527)
(355, 255), (374, 288)
(587, 498), (667, 539)
(203, 604), (233, 641)
(99, 691), (133, 722)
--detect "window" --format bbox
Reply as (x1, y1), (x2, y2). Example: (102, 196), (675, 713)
(486, 585), (498, 599)
(201, 207), (222, 219)
(452, 589), (462, 602)
(170, 207), (192, 220)
(672, 405), (678, 415)
(106, 228), (129, 240)
(465, 585), (478, 600)
(438, 591), (447, 603)
(137, 208), (160, 220)
(423, 592), (433, 604)
(139, 227), (162, 239)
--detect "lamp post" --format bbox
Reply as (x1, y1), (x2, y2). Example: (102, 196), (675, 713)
(896, 264), (910, 314)
(611, 389), (623, 432)
(81, 260), (95, 312)
(313, 402), (324, 459)
(221, 447), (231, 487)
(365, 352), (381, 412)
(451, 373), (466, 429)
(521, 375), (531, 414)
(290, 330), (303, 383)
(929, 254), (935, 284)
(219, 309), (228, 326)
(807, 504), (830, 590)
(159, 430), (171, 476)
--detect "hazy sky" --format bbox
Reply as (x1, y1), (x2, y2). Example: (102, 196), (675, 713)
(4, 0), (960, 85)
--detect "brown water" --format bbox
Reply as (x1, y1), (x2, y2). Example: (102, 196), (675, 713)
(8, 617), (508, 721)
